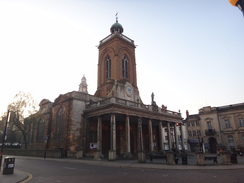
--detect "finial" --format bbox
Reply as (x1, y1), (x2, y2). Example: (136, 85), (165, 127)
(115, 12), (118, 22)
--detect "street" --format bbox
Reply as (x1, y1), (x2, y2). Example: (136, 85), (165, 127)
(14, 156), (244, 183)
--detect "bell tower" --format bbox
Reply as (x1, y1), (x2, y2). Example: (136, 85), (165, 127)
(95, 18), (141, 103)
(79, 75), (88, 93)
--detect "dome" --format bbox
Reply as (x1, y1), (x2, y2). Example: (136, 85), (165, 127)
(110, 20), (124, 34)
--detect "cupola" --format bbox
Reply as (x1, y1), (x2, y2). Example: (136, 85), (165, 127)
(110, 19), (123, 34)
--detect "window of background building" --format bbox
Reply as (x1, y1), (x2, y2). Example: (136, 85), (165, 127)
(207, 121), (212, 130)
(165, 136), (169, 141)
(242, 135), (244, 144)
(193, 130), (196, 136)
(197, 130), (201, 136)
(196, 121), (199, 126)
(225, 119), (231, 128)
(191, 122), (195, 126)
(188, 131), (192, 136)
(239, 118), (244, 127)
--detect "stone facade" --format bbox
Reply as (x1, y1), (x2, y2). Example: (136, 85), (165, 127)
(185, 113), (201, 152)
(185, 103), (244, 153)
(217, 104), (244, 152)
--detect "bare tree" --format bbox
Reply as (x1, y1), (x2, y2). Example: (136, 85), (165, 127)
(8, 91), (39, 149)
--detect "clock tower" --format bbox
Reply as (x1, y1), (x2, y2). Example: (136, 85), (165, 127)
(95, 19), (142, 103)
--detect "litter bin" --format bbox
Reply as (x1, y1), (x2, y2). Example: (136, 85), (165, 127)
(181, 153), (188, 165)
(230, 153), (238, 164)
(3, 157), (15, 175)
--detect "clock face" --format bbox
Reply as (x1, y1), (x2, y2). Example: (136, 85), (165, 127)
(126, 86), (133, 96)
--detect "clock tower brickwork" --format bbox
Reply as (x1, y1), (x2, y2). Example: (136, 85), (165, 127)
(95, 20), (141, 103)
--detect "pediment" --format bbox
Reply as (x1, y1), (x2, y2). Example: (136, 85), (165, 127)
(204, 117), (213, 121)
(234, 114), (244, 119)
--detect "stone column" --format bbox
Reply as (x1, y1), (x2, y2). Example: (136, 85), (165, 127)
(174, 123), (179, 150)
(159, 121), (165, 152)
(109, 114), (116, 161)
(94, 117), (102, 160)
(148, 119), (153, 152)
(167, 122), (172, 151)
(138, 118), (144, 152)
(125, 115), (132, 158)
(97, 117), (102, 151)
(126, 116), (131, 153)
(179, 124), (185, 151)
(138, 118), (146, 163)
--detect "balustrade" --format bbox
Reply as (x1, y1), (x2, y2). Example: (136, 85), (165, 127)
(86, 97), (181, 118)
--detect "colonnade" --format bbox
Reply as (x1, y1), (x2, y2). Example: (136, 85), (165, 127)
(93, 114), (185, 160)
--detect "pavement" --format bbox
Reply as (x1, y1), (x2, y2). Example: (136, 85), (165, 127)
(0, 169), (30, 183)
(0, 155), (244, 183)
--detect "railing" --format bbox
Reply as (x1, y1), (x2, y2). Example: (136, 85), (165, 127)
(86, 97), (181, 117)
(205, 129), (216, 136)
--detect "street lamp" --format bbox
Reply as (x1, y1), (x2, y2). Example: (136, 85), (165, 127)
(0, 110), (11, 171)
(229, 0), (244, 16)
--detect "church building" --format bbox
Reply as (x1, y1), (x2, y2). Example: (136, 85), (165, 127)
(30, 19), (184, 160)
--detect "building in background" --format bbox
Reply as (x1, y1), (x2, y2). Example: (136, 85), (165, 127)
(185, 112), (201, 152)
(185, 103), (244, 154)
(217, 103), (244, 153)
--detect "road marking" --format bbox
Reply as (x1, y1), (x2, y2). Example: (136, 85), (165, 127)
(63, 167), (76, 170)
(19, 173), (32, 183)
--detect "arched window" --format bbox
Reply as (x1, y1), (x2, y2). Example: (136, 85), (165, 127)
(36, 119), (45, 142)
(106, 56), (111, 79)
(122, 55), (128, 79)
(56, 107), (65, 140)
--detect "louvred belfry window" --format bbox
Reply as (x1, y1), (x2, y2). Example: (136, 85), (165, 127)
(122, 55), (128, 79)
(106, 56), (111, 79)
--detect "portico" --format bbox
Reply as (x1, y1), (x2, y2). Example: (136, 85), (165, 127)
(84, 97), (183, 160)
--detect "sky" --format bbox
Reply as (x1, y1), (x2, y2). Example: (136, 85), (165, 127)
(0, 0), (243, 118)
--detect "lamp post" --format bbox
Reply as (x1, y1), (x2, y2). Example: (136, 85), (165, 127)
(229, 0), (244, 16)
(0, 110), (11, 171)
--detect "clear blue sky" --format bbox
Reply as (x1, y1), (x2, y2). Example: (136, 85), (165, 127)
(0, 0), (243, 118)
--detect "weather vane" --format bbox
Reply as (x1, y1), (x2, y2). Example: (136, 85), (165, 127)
(115, 12), (118, 22)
